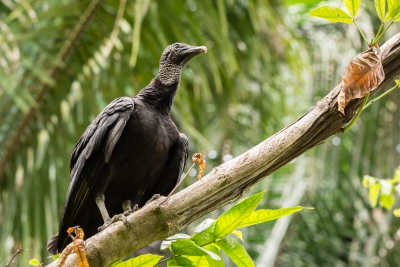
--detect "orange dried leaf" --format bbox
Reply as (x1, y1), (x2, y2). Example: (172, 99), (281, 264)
(56, 243), (74, 267)
(192, 153), (206, 180)
(74, 239), (89, 267)
(57, 226), (89, 267)
(67, 227), (75, 238)
(338, 45), (385, 115)
(73, 227), (89, 267)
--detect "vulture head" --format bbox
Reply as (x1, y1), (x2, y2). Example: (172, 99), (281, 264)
(158, 43), (207, 86)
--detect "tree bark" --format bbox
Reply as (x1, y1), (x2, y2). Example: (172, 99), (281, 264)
(46, 33), (400, 267)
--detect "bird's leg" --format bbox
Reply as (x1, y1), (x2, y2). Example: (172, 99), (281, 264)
(95, 194), (111, 222)
(95, 194), (130, 232)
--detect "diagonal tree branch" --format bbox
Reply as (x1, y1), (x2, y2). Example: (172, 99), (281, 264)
(0, 0), (103, 184)
(47, 33), (400, 267)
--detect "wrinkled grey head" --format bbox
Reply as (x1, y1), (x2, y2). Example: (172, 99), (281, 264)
(158, 43), (207, 86)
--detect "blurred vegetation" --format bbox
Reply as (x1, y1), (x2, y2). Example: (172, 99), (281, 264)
(0, 0), (399, 266)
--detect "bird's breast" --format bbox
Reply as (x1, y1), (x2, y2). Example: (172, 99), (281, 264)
(102, 105), (179, 207)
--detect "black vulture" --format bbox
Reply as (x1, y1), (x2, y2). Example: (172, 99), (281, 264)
(47, 43), (207, 254)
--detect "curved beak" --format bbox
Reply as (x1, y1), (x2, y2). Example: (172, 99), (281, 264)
(179, 45), (207, 66)
(182, 45), (207, 56)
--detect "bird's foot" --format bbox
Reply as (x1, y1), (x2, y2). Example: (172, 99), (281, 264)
(98, 214), (130, 232)
(146, 194), (161, 205)
(123, 204), (139, 216)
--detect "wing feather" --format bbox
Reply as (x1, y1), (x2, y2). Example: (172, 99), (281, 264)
(104, 119), (127, 163)
(54, 97), (134, 253)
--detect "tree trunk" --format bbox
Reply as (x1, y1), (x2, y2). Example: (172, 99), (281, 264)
(46, 33), (400, 267)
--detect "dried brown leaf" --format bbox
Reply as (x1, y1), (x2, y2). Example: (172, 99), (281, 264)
(192, 153), (206, 180)
(338, 45), (385, 115)
(57, 226), (89, 267)
(57, 243), (74, 267)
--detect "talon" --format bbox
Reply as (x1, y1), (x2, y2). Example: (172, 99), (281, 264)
(97, 214), (130, 232)
(133, 204), (139, 211)
(122, 200), (133, 216)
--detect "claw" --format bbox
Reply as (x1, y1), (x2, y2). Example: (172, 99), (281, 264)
(133, 204), (139, 211)
(122, 200), (133, 216)
(98, 214), (130, 232)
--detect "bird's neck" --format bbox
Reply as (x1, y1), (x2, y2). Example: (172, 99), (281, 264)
(137, 77), (179, 115)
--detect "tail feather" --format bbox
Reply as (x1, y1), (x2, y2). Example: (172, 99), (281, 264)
(47, 233), (59, 255)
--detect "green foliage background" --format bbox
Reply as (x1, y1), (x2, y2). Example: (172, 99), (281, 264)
(0, 0), (399, 266)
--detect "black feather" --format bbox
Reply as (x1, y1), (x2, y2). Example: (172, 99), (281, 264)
(48, 43), (205, 254)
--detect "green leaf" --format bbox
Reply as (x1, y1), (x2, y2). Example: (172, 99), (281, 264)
(232, 230), (243, 241)
(115, 254), (163, 267)
(379, 179), (393, 195)
(216, 237), (254, 267)
(374, 0), (386, 22)
(29, 258), (41, 266)
(344, 0), (361, 17)
(52, 254), (60, 261)
(393, 165), (400, 182)
(214, 191), (265, 238)
(236, 206), (311, 228)
(109, 259), (123, 267)
(368, 182), (381, 207)
(385, 0), (400, 21)
(167, 256), (195, 267)
(191, 230), (217, 247)
(203, 244), (224, 267)
(171, 239), (221, 260)
(193, 218), (215, 233)
(308, 6), (353, 24)
(186, 256), (209, 267)
(380, 193), (395, 210)
(188, 245), (224, 267)
(161, 233), (191, 250)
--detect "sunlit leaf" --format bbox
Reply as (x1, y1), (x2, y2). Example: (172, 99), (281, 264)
(214, 191), (265, 238)
(191, 230), (217, 247)
(362, 176), (369, 187)
(379, 193), (395, 210)
(393, 166), (400, 182)
(29, 258), (41, 265)
(167, 256), (195, 267)
(374, 0), (386, 22)
(116, 254), (163, 267)
(216, 237), (254, 267)
(193, 218), (215, 233)
(308, 6), (353, 24)
(344, 0), (360, 17)
(369, 182), (381, 207)
(188, 244), (224, 267)
(186, 256), (209, 267)
(338, 46), (385, 115)
(203, 244), (224, 267)
(385, 0), (400, 21)
(232, 230), (243, 241)
(171, 239), (220, 260)
(236, 206), (312, 228)
(379, 179), (393, 195)
(161, 233), (191, 250)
